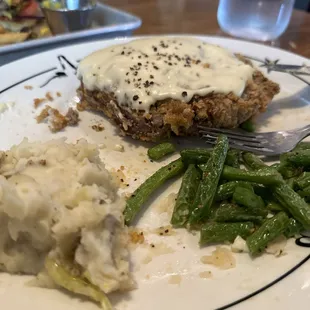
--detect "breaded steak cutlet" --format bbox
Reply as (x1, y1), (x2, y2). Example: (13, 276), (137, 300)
(78, 37), (279, 141)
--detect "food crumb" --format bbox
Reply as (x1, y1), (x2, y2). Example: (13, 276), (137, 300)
(77, 100), (87, 111)
(265, 235), (287, 257)
(110, 168), (127, 188)
(48, 108), (68, 132)
(124, 192), (132, 200)
(65, 108), (79, 126)
(36, 105), (50, 122)
(168, 274), (182, 285)
(45, 92), (54, 102)
(201, 247), (236, 270)
(56, 92), (62, 97)
(0, 101), (15, 114)
(129, 229), (145, 244)
(91, 124), (105, 132)
(199, 271), (212, 279)
(24, 85), (33, 90)
(114, 144), (125, 152)
(145, 274), (150, 280)
(36, 106), (80, 132)
(33, 98), (47, 108)
(231, 236), (249, 253)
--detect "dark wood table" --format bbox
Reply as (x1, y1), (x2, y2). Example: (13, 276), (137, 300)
(105, 0), (310, 58)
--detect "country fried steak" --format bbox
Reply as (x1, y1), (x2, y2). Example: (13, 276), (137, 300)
(77, 37), (280, 141)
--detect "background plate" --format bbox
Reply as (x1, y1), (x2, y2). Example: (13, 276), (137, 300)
(0, 3), (141, 66)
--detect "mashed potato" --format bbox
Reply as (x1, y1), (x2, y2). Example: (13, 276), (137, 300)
(0, 138), (133, 299)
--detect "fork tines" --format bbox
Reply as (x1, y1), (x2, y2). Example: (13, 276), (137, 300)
(198, 126), (271, 154)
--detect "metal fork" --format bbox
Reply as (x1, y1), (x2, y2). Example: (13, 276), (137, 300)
(199, 124), (310, 156)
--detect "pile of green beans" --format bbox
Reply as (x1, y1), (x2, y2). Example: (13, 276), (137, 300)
(124, 138), (310, 256)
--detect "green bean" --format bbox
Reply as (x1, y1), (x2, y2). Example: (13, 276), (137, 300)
(246, 212), (290, 255)
(211, 203), (264, 223)
(284, 218), (303, 238)
(297, 185), (310, 202)
(147, 142), (176, 160)
(233, 186), (267, 217)
(273, 183), (310, 228)
(124, 158), (184, 225)
(240, 119), (255, 132)
(188, 135), (229, 225)
(221, 166), (284, 186)
(294, 142), (310, 151)
(278, 154), (303, 179)
(180, 148), (240, 167)
(298, 188), (310, 197)
(271, 163), (280, 169)
(283, 150), (310, 168)
(266, 200), (283, 212)
(215, 181), (253, 202)
(241, 154), (284, 207)
(299, 184), (310, 194)
(277, 163), (303, 179)
(252, 185), (273, 201)
(227, 149), (241, 168)
(286, 178), (296, 189)
(191, 182), (203, 220)
(215, 181), (238, 201)
(295, 172), (310, 189)
(200, 222), (254, 246)
(171, 165), (201, 227)
(242, 152), (267, 170)
(180, 148), (211, 165)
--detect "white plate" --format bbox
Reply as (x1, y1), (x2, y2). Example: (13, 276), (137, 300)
(0, 36), (310, 310)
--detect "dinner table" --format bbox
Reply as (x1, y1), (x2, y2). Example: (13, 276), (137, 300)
(104, 0), (310, 58)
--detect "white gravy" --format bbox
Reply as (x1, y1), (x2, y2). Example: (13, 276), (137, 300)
(78, 37), (254, 111)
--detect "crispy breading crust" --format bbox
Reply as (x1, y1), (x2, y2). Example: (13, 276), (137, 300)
(78, 69), (279, 141)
